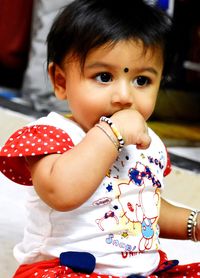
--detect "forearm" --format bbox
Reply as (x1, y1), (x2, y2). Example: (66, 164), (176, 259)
(28, 109), (151, 211)
(159, 198), (191, 239)
(29, 125), (118, 211)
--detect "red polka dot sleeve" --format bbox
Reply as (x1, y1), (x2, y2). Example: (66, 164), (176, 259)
(0, 125), (74, 186)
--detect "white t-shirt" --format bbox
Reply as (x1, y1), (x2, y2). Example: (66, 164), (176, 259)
(0, 112), (171, 276)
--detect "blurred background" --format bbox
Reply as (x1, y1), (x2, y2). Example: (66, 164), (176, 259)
(0, 0), (199, 143)
(0, 0), (200, 277)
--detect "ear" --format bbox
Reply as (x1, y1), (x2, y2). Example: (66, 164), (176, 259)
(48, 62), (67, 100)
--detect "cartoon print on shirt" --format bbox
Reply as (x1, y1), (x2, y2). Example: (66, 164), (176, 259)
(94, 150), (163, 253)
(108, 147), (165, 181)
(126, 162), (160, 251)
(92, 197), (112, 207)
(96, 210), (119, 231)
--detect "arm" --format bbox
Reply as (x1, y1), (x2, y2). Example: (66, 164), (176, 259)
(159, 198), (200, 240)
(27, 125), (118, 211)
(27, 109), (150, 212)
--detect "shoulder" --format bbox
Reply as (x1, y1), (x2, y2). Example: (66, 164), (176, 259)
(0, 112), (85, 185)
(28, 112), (85, 144)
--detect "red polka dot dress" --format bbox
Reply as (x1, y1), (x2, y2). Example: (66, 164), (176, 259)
(11, 250), (200, 277)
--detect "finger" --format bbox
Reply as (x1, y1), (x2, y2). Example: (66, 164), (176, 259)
(136, 133), (151, 150)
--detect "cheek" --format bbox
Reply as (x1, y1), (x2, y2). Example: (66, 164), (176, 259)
(138, 97), (157, 120)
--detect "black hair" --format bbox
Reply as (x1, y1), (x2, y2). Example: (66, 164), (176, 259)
(47, 0), (173, 76)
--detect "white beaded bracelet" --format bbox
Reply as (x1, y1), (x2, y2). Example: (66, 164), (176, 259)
(187, 210), (199, 241)
(100, 116), (125, 151)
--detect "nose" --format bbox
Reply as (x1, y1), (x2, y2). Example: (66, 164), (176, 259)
(111, 81), (133, 108)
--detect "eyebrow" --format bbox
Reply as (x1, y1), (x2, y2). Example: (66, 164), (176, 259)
(139, 67), (159, 76)
(85, 62), (159, 76)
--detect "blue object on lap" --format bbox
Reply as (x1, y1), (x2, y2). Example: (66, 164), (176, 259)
(60, 251), (96, 274)
(156, 0), (169, 11)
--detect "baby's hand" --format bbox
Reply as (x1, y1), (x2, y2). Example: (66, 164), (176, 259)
(110, 109), (151, 149)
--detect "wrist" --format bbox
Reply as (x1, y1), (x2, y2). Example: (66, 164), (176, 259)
(99, 116), (125, 151)
(95, 122), (119, 152)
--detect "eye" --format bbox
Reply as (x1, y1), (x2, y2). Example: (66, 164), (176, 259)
(95, 72), (112, 83)
(133, 76), (150, 87)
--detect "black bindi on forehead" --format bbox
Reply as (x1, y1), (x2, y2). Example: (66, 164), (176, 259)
(124, 67), (129, 73)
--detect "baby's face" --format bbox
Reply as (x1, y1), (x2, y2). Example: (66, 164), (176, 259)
(61, 40), (163, 131)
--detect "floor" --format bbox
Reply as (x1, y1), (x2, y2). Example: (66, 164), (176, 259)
(0, 105), (200, 277)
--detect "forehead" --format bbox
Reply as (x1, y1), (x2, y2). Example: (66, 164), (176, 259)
(63, 39), (163, 73)
(85, 40), (163, 67)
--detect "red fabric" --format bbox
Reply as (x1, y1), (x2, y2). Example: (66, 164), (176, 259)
(0, 0), (33, 69)
(13, 251), (200, 278)
(152, 250), (200, 277)
(13, 258), (119, 278)
(163, 147), (172, 177)
(0, 125), (74, 185)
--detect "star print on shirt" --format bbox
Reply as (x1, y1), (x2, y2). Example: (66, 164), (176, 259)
(106, 184), (113, 192)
